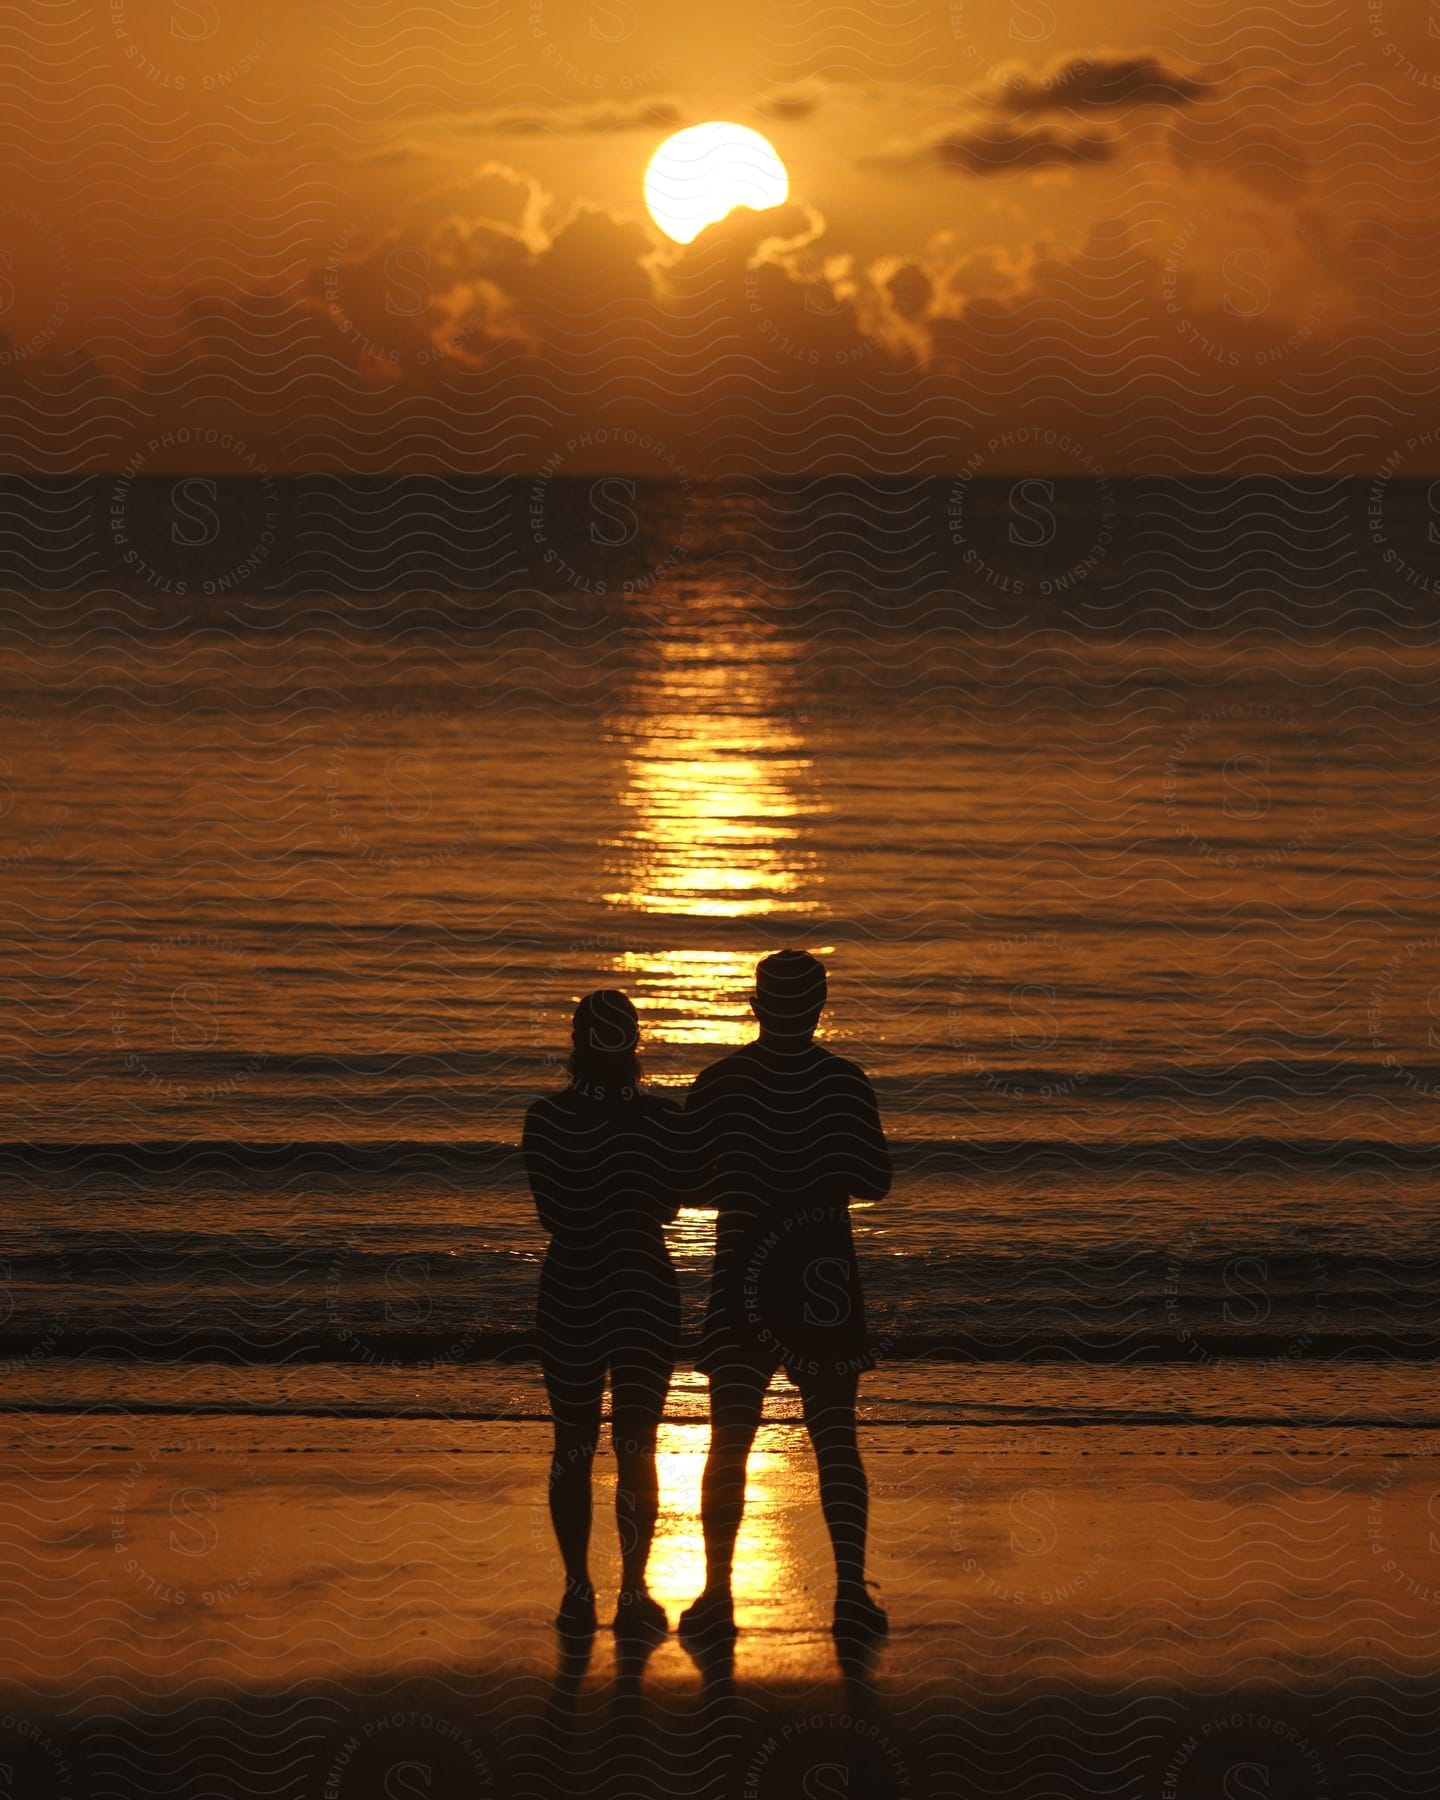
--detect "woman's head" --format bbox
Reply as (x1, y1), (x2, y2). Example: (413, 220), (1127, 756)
(568, 988), (641, 1098)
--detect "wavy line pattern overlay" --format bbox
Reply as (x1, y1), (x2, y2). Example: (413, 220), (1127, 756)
(0, 1), (1437, 1797)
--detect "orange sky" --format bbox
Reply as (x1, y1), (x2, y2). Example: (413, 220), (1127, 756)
(2, 0), (1437, 473)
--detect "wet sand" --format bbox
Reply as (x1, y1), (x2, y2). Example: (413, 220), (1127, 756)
(1, 1410), (1436, 1798)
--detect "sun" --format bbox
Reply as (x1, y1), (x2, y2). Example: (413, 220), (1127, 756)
(644, 122), (789, 245)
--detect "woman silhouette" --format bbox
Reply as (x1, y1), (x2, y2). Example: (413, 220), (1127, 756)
(522, 989), (685, 1636)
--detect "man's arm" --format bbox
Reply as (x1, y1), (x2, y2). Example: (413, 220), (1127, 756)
(846, 1067), (892, 1202)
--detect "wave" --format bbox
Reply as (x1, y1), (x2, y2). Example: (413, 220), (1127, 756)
(2, 1134), (1439, 1182)
(0, 1326), (1434, 1368)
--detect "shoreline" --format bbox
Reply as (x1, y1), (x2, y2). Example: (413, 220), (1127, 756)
(1, 1331), (1434, 1362)
(4, 1357), (1438, 1439)
(0, 1414), (1436, 1795)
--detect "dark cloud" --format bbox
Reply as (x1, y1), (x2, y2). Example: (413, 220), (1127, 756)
(904, 121), (1117, 176)
(998, 53), (1211, 113)
(884, 261), (933, 323)
(756, 80), (831, 122)
(3, 142), (1431, 480)
(468, 97), (686, 136)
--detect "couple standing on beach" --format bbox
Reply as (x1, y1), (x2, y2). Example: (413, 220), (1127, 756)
(521, 949), (892, 1646)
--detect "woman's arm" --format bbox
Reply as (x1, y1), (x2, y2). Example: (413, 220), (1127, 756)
(648, 1096), (699, 1224)
(521, 1103), (564, 1236)
(674, 1068), (721, 1209)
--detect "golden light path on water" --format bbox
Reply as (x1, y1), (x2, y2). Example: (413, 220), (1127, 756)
(604, 626), (824, 1043)
(604, 618), (823, 1622)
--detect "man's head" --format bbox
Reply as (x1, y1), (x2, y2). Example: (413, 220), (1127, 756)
(751, 949), (827, 1043)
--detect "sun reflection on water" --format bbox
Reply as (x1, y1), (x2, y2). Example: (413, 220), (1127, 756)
(602, 619), (830, 1612)
(604, 622), (823, 1048)
(612, 948), (758, 1046)
(603, 719), (814, 923)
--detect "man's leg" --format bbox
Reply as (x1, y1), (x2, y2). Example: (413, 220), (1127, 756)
(800, 1371), (886, 1634)
(681, 1361), (768, 1632)
(799, 1372), (867, 1591)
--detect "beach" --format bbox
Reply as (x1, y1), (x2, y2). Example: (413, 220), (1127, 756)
(0, 480), (1437, 1793)
(0, 0), (1437, 1754)
(2, 1390), (1436, 1798)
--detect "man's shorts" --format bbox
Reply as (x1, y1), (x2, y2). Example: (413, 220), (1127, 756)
(696, 1312), (876, 1393)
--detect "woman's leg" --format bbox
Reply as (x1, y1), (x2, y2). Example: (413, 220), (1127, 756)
(542, 1353), (604, 1602)
(612, 1410), (660, 1594)
(610, 1328), (677, 1613)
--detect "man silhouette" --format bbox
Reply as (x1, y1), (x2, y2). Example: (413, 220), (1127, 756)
(680, 950), (892, 1643)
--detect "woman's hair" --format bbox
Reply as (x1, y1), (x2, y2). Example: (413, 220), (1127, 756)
(568, 988), (641, 1097)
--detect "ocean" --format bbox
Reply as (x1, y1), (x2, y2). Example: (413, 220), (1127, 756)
(1, 476), (1437, 1427)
